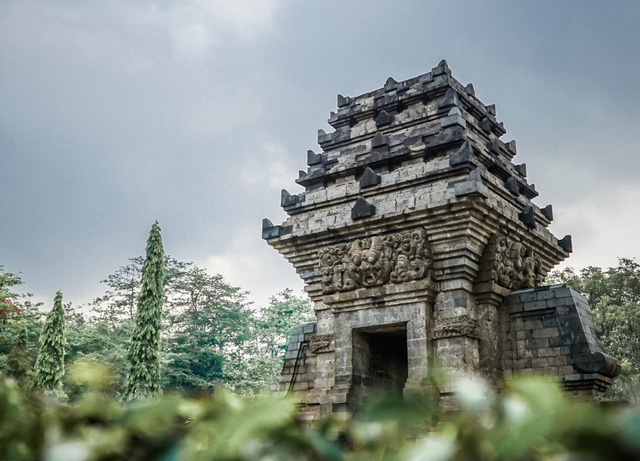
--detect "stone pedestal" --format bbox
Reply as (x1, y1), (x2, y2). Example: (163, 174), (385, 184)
(264, 61), (619, 420)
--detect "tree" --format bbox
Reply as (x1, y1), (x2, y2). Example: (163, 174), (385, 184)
(225, 289), (313, 395)
(258, 289), (314, 357)
(92, 256), (189, 324)
(548, 258), (640, 400)
(0, 266), (22, 326)
(0, 291), (44, 379)
(7, 325), (32, 388)
(163, 267), (252, 395)
(93, 256), (144, 323)
(84, 256), (186, 398)
(78, 254), (254, 397)
(125, 221), (165, 400)
(33, 291), (66, 395)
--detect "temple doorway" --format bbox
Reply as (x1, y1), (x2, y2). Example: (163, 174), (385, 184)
(351, 323), (409, 412)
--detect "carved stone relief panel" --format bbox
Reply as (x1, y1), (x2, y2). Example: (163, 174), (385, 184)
(318, 228), (433, 294)
(309, 334), (335, 354)
(432, 315), (481, 339)
(476, 232), (545, 290)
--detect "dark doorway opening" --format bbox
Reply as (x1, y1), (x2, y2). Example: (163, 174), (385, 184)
(351, 323), (408, 412)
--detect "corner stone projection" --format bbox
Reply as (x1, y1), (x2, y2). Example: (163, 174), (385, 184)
(262, 60), (621, 422)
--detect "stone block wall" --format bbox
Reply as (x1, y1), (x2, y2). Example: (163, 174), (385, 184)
(502, 285), (620, 397)
(272, 322), (318, 400)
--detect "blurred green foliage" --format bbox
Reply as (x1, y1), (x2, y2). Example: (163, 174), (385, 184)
(1, 362), (640, 461)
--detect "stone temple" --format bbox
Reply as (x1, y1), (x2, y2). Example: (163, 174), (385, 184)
(263, 60), (620, 422)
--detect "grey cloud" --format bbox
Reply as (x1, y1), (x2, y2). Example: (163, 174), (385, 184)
(2, 0), (640, 309)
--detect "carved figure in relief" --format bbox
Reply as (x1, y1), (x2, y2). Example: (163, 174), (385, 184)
(349, 237), (392, 287)
(534, 254), (545, 286)
(319, 243), (356, 292)
(494, 234), (509, 287)
(505, 242), (525, 288)
(522, 248), (537, 288)
(476, 231), (544, 291)
(318, 228), (433, 293)
(389, 229), (432, 283)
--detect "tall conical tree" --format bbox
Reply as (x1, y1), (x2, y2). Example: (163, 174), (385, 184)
(7, 325), (33, 387)
(125, 221), (165, 400)
(33, 291), (65, 394)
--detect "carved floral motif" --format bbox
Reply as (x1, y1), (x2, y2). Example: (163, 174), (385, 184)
(318, 228), (433, 294)
(477, 232), (545, 290)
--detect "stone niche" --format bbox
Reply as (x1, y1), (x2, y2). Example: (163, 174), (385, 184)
(264, 60), (620, 421)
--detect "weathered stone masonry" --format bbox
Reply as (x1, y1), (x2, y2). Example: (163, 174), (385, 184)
(264, 60), (620, 420)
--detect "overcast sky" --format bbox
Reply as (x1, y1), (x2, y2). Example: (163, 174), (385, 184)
(2, 0), (640, 311)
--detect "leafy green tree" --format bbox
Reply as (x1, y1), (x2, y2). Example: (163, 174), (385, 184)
(92, 256), (190, 323)
(69, 254), (252, 397)
(258, 289), (313, 362)
(168, 268), (252, 352)
(0, 265), (22, 326)
(0, 294), (44, 380)
(125, 221), (165, 400)
(17, 294), (45, 344)
(59, 301), (127, 399)
(225, 289), (313, 395)
(33, 291), (66, 395)
(63, 318), (131, 399)
(548, 258), (640, 400)
(93, 256), (144, 322)
(7, 326), (32, 388)
(163, 267), (252, 395)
